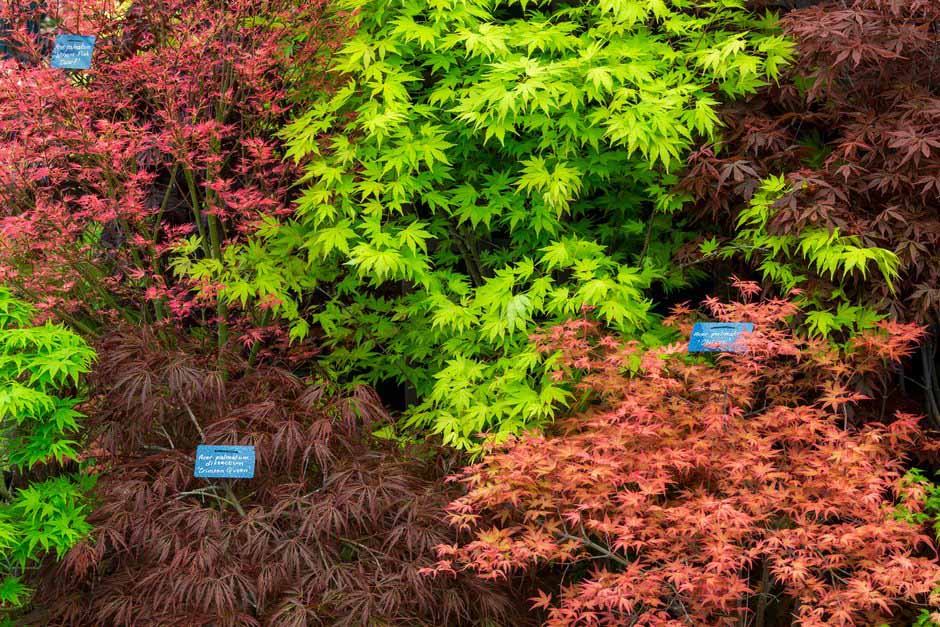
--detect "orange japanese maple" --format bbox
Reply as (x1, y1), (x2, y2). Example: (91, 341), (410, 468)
(427, 284), (940, 626)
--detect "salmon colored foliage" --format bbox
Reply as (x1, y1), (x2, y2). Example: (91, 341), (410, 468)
(427, 285), (940, 626)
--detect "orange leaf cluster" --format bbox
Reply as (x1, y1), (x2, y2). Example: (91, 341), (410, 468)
(428, 292), (939, 626)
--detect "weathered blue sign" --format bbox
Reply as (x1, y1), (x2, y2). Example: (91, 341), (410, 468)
(194, 445), (255, 479)
(51, 34), (95, 70)
(688, 322), (754, 353)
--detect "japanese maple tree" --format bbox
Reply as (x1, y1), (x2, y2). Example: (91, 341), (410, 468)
(0, 289), (95, 614)
(21, 328), (531, 626)
(0, 0), (343, 353)
(180, 0), (795, 448)
(677, 0), (940, 420)
(428, 283), (940, 626)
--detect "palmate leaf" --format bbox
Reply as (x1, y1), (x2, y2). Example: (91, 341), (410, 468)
(185, 0), (793, 447)
(0, 576), (30, 608)
(438, 294), (940, 623)
(0, 291), (94, 611)
(680, 0), (940, 346)
(730, 177), (901, 304)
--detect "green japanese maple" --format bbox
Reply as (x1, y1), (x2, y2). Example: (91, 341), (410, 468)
(0, 290), (95, 612)
(711, 175), (900, 338)
(179, 0), (793, 448)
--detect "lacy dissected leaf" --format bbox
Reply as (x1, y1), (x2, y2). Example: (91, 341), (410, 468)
(24, 327), (531, 626)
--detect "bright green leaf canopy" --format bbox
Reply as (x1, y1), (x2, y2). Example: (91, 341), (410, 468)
(183, 0), (792, 448)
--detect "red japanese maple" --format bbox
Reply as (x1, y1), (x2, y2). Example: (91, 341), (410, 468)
(0, 0), (343, 344)
(24, 327), (530, 626)
(428, 286), (940, 625)
(677, 0), (940, 424)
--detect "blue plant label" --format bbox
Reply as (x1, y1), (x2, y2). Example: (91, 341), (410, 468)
(51, 35), (96, 70)
(194, 445), (255, 479)
(688, 322), (754, 353)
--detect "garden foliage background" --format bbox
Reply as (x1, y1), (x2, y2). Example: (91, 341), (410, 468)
(2, 0), (940, 625)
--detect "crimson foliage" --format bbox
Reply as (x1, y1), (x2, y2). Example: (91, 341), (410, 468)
(428, 285), (940, 626)
(20, 328), (528, 626)
(0, 0), (340, 347)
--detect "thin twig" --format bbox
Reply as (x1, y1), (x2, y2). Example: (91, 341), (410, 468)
(555, 531), (630, 568)
(181, 399), (207, 440)
(222, 480), (247, 517)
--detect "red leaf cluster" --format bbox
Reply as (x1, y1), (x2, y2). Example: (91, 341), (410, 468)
(24, 328), (529, 626)
(679, 0), (940, 324)
(429, 291), (940, 625)
(0, 0), (343, 329)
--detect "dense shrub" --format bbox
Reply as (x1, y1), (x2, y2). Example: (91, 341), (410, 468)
(427, 284), (940, 625)
(182, 0), (795, 448)
(0, 0), (342, 351)
(677, 1), (940, 417)
(5, 1), (940, 625)
(21, 329), (530, 626)
(0, 289), (95, 614)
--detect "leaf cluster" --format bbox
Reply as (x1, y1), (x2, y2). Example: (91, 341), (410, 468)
(428, 285), (940, 625)
(22, 327), (530, 626)
(0, 288), (95, 613)
(186, 0), (794, 448)
(677, 0), (940, 431)
(679, 0), (940, 329)
(0, 0), (345, 351)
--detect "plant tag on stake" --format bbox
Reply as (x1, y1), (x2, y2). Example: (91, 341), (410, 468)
(50, 35), (96, 70)
(688, 322), (754, 353)
(194, 445), (255, 479)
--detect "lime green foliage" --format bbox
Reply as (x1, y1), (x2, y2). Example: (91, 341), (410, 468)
(915, 612), (940, 627)
(178, 0), (792, 448)
(0, 289), (95, 611)
(898, 469), (940, 627)
(716, 175), (899, 337)
(896, 469), (940, 537)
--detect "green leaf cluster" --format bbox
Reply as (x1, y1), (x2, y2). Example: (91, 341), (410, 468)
(180, 0), (792, 448)
(0, 289), (95, 611)
(897, 469), (940, 627)
(718, 175), (899, 337)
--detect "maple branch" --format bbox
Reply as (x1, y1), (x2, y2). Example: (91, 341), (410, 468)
(921, 344), (940, 428)
(151, 165), (180, 244)
(181, 399), (207, 441)
(338, 536), (385, 573)
(555, 531), (630, 568)
(450, 226), (484, 287)
(664, 582), (693, 625)
(175, 487), (224, 500)
(754, 559), (771, 627)
(639, 204), (656, 263)
(158, 425), (175, 450)
(222, 480), (247, 517)
(175, 486), (244, 515)
(142, 445), (175, 453)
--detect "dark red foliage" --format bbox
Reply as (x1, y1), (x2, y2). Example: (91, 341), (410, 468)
(23, 329), (530, 626)
(677, 0), (940, 426)
(680, 0), (940, 323)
